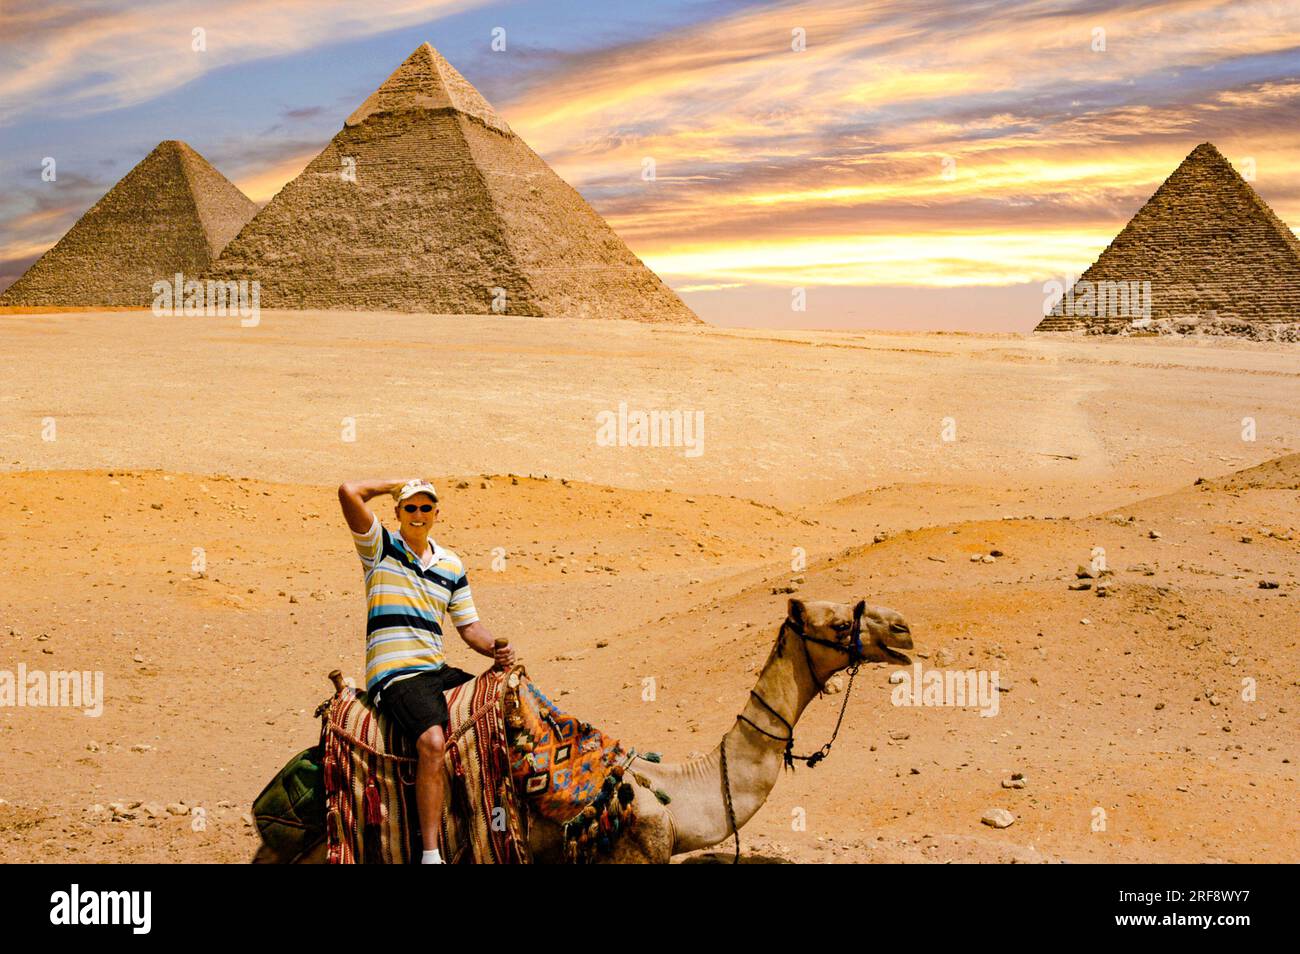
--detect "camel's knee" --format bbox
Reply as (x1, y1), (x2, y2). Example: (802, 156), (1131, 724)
(416, 725), (445, 763)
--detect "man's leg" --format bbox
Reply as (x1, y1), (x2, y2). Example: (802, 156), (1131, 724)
(415, 724), (446, 863)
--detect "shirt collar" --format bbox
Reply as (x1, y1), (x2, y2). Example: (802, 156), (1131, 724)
(393, 529), (441, 566)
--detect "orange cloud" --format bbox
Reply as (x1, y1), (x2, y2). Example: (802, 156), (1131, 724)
(487, 0), (1300, 288)
(646, 229), (1119, 288)
(231, 149), (317, 205)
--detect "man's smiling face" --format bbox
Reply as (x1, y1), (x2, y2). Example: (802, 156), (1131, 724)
(395, 492), (437, 538)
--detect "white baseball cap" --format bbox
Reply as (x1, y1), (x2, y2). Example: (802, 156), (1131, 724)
(393, 479), (439, 505)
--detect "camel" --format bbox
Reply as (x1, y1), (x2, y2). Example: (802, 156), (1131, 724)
(252, 597), (913, 863)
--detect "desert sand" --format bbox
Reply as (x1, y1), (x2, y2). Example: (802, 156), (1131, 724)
(0, 310), (1296, 863)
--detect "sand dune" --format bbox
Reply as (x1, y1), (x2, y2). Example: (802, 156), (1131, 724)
(0, 312), (1296, 862)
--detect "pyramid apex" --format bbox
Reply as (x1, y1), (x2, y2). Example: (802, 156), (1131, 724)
(1177, 141), (1258, 183)
(345, 43), (509, 133)
(405, 41), (440, 64)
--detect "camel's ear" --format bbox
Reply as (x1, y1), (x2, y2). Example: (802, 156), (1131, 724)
(787, 598), (805, 626)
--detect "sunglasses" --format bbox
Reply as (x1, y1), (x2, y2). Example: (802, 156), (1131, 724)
(402, 504), (435, 513)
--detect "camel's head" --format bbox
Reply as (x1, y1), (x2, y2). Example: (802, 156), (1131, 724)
(785, 598), (914, 682)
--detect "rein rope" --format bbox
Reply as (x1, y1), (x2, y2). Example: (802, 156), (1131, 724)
(721, 613), (866, 864)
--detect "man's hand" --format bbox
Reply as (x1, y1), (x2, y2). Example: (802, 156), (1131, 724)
(493, 642), (517, 669)
(337, 478), (415, 534)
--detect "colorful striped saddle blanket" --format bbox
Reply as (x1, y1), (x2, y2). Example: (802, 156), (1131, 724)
(318, 665), (636, 863)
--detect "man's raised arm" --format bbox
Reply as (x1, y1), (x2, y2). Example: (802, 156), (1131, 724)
(338, 478), (408, 533)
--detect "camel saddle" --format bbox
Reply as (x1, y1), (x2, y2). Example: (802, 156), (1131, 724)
(315, 665), (637, 863)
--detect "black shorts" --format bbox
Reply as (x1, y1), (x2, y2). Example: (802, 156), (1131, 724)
(375, 667), (474, 741)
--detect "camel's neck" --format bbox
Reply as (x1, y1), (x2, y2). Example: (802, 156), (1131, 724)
(641, 627), (825, 854)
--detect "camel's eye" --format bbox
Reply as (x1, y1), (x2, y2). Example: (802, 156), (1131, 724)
(833, 621), (852, 632)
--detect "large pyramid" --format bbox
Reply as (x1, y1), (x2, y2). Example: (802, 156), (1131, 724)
(0, 141), (257, 307)
(1036, 142), (1300, 331)
(206, 43), (699, 322)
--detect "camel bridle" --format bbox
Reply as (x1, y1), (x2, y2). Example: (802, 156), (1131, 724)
(718, 611), (865, 863)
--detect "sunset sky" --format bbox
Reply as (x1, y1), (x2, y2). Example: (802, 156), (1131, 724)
(2, 0), (1298, 330)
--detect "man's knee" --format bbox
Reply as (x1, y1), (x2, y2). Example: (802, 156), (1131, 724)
(416, 725), (445, 762)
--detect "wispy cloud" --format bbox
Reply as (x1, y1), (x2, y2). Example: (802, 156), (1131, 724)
(281, 106), (325, 121)
(0, 0), (487, 124)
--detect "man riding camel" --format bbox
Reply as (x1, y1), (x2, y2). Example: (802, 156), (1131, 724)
(338, 477), (514, 864)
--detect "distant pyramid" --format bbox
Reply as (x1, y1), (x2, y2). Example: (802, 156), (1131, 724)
(1037, 142), (1300, 331)
(206, 43), (699, 322)
(0, 141), (257, 307)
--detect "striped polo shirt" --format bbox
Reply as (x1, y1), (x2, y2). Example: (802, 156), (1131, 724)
(352, 515), (478, 693)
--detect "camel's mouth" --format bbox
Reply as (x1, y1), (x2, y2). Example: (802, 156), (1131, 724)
(874, 617), (913, 662)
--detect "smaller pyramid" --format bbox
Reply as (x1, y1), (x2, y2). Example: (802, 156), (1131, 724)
(1037, 143), (1300, 331)
(0, 141), (258, 307)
